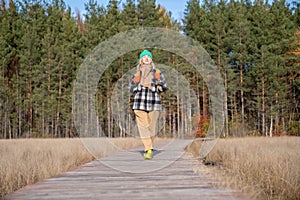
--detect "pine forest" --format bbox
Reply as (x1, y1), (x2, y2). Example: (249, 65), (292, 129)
(0, 0), (299, 139)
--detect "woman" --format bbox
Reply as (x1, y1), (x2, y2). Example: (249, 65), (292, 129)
(129, 49), (167, 159)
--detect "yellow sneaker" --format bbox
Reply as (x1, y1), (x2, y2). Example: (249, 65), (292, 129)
(144, 149), (153, 159)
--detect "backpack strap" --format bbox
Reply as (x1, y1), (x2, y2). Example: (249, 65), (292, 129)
(154, 68), (161, 80)
(133, 69), (141, 83)
(136, 69), (141, 77)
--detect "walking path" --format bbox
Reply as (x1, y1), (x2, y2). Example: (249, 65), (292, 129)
(3, 139), (248, 200)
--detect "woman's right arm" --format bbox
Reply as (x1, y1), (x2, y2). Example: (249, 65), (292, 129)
(129, 72), (140, 93)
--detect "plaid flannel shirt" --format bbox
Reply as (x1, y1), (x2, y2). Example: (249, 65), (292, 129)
(129, 68), (167, 111)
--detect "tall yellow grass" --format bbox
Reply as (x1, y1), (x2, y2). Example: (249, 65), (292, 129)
(201, 137), (300, 200)
(0, 137), (151, 197)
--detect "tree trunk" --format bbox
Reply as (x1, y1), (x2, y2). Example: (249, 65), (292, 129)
(239, 23), (245, 136)
(28, 80), (33, 138)
(177, 95), (180, 138)
(107, 78), (111, 137)
(224, 68), (229, 137)
(269, 114), (273, 137)
(173, 111), (176, 138)
(261, 74), (266, 136)
(234, 92), (237, 123)
(187, 88), (192, 135)
(176, 56), (180, 138)
(282, 117), (286, 136)
(230, 97), (234, 123)
(96, 115), (100, 137)
(257, 109), (260, 135)
(181, 98), (184, 139)
(51, 112), (54, 137)
(4, 110), (7, 139)
(203, 82), (208, 118)
(169, 101), (172, 137)
(261, 52), (266, 136)
(42, 100), (45, 136)
(275, 92), (279, 136)
(55, 72), (62, 137)
(48, 53), (52, 137)
(240, 65), (245, 135)
(8, 118), (11, 139)
(262, 76), (265, 136)
(120, 58), (124, 137)
(18, 93), (22, 138)
(65, 120), (68, 138)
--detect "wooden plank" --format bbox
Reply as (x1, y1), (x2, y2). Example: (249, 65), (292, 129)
(3, 139), (248, 200)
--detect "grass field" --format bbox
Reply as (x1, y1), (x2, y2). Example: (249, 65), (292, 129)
(188, 137), (300, 200)
(2, 137), (299, 199)
(0, 137), (153, 197)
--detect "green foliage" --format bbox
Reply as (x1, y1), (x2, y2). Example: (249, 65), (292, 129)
(0, 0), (298, 138)
(184, 0), (299, 136)
(288, 120), (300, 136)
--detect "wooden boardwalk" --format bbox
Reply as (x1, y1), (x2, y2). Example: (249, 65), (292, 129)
(3, 139), (248, 200)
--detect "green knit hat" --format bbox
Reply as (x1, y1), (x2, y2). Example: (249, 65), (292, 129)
(139, 50), (153, 60)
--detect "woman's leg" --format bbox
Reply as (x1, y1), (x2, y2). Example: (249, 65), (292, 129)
(134, 110), (152, 151)
(148, 110), (160, 144)
(149, 110), (160, 134)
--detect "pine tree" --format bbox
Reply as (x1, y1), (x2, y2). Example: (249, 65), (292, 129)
(183, 0), (210, 46)
(226, 0), (252, 135)
(84, 0), (106, 50)
(248, 0), (297, 136)
(271, 0), (296, 136)
(104, 0), (121, 37)
(137, 0), (171, 27)
(0, 0), (24, 138)
(121, 0), (138, 30)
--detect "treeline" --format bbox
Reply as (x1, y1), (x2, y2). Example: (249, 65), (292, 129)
(185, 0), (300, 137)
(0, 0), (299, 138)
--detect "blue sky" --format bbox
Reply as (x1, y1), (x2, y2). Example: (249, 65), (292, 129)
(64, 0), (188, 21)
(64, 0), (296, 21)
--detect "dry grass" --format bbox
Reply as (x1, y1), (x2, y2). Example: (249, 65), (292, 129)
(0, 137), (166, 197)
(189, 137), (300, 200)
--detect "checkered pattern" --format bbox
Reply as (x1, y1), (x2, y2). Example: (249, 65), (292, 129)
(132, 87), (162, 111)
(130, 69), (167, 111)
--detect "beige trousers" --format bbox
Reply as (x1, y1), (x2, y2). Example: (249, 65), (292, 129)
(134, 110), (160, 151)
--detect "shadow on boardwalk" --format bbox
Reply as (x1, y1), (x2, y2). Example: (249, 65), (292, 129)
(3, 139), (248, 200)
